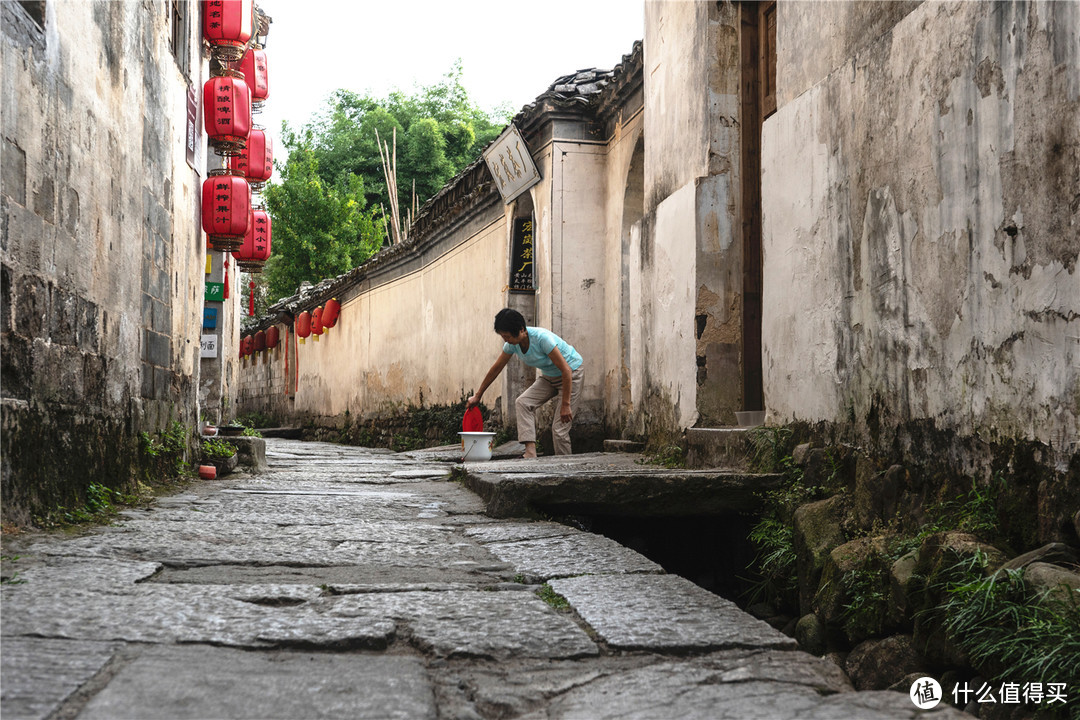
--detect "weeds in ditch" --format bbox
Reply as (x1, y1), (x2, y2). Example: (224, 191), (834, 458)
(743, 430), (837, 612)
(639, 445), (686, 469)
(745, 516), (799, 608)
(927, 552), (1080, 718)
(840, 561), (890, 640)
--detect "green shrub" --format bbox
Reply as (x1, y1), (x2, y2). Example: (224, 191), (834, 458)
(201, 438), (236, 459)
(235, 411), (275, 429)
(138, 421), (191, 479)
(746, 426), (795, 473)
(746, 516), (798, 608)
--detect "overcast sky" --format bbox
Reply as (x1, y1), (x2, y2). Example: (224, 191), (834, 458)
(256, 0), (645, 141)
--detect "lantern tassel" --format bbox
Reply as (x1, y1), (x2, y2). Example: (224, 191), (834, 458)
(249, 280), (255, 317)
(224, 258), (230, 299)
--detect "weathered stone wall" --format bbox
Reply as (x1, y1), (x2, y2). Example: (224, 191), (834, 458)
(762, 1), (1079, 470)
(236, 322), (289, 424)
(1, 2), (206, 524)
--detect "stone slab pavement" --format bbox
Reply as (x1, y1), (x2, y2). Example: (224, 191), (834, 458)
(1, 438), (971, 719)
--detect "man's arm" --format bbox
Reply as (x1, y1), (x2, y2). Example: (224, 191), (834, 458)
(466, 351), (513, 409)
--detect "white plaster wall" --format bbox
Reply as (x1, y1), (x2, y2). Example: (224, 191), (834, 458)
(647, 181), (700, 429)
(546, 140), (608, 423)
(286, 218), (508, 420)
(643, 0), (713, 211)
(762, 0), (1080, 453)
(640, 0), (745, 431)
(600, 115), (646, 430)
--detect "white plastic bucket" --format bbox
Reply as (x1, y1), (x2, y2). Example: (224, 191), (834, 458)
(459, 431), (495, 461)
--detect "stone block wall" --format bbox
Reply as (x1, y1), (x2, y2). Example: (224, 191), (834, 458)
(1, 2), (206, 525)
(236, 327), (290, 424)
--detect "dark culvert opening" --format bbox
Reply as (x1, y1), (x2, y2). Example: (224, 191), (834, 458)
(558, 511), (764, 604)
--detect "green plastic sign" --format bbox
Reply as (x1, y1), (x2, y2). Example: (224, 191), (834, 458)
(204, 282), (225, 302)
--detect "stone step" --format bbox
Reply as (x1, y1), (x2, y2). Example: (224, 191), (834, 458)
(603, 439), (645, 453)
(685, 427), (754, 470)
(461, 452), (783, 518)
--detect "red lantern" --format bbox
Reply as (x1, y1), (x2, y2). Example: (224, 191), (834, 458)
(229, 129), (273, 190)
(266, 325), (280, 349)
(322, 298), (341, 330)
(201, 170), (250, 251)
(202, 0), (253, 62)
(237, 47), (269, 107)
(242, 334), (254, 357)
(203, 70), (251, 157)
(312, 306), (324, 340)
(254, 330), (266, 352)
(296, 311), (311, 344)
(233, 208), (271, 272)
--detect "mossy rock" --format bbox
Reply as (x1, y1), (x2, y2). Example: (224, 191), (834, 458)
(793, 494), (848, 615)
(813, 535), (894, 643)
(794, 613), (827, 655)
(845, 634), (928, 691)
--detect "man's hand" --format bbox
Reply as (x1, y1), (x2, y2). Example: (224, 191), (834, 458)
(466, 395), (480, 410)
(560, 401), (573, 424)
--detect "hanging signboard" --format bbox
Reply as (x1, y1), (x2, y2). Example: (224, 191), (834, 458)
(509, 217), (535, 293)
(482, 125), (540, 204)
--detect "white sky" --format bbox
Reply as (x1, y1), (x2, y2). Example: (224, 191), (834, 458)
(256, 0), (645, 141)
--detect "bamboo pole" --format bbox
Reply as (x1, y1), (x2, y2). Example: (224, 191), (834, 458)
(374, 128), (401, 245)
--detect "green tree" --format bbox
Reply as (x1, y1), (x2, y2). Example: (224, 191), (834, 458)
(261, 129), (381, 301)
(263, 61), (510, 304)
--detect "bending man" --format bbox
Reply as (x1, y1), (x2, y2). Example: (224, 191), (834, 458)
(466, 308), (584, 458)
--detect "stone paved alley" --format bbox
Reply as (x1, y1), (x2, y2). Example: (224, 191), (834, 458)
(2, 439), (970, 719)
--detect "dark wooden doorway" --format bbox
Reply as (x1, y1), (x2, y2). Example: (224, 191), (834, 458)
(739, 0), (776, 412)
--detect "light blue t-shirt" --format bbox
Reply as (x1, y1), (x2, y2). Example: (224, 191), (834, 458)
(503, 327), (583, 377)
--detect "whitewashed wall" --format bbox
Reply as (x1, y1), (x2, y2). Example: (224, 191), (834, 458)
(762, 0), (1079, 459)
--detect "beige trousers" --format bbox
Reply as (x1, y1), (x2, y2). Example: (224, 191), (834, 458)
(515, 367), (584, 455)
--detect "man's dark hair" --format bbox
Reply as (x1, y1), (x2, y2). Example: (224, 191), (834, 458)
(494, 308), (527, 335)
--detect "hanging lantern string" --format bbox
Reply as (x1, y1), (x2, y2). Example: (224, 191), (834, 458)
(249, 280), (256, 317)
